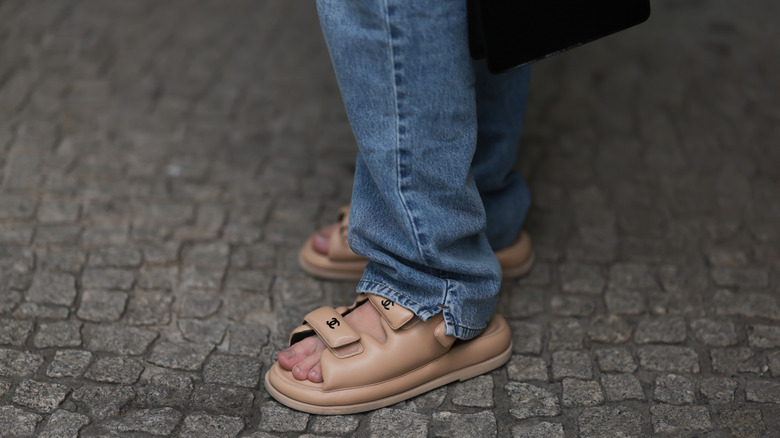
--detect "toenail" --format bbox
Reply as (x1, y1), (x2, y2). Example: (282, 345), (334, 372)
(293, 366), (301, 375)
(282, 349), (295, 359)
(309, 370), (319, 380)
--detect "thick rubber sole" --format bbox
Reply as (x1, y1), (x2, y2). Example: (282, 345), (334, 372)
(264, 342), (512, 415)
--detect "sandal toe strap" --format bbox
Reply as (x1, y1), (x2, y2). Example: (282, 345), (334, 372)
(304, 306), (361, 350)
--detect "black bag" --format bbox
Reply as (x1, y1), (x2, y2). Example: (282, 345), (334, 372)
(468, 0), (651, 73)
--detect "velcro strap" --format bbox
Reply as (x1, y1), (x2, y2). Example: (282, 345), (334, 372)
(367, 294), (415, 330)
(303, 306), (360, 349)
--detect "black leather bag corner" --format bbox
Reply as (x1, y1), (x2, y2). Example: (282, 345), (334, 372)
(469, 0), (651, 74)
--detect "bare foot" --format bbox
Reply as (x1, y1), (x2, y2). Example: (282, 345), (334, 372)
(311, 223), (338, 255)
(277, 300), (387, 383)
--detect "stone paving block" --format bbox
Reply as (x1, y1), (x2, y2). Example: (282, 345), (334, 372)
(230, 243), (276, 269)
(179, 318), (228, 344)
(258, 401), (309, 433)
(507, 355), (548, 381)
(88, 246), (142, 268)
(711, 347), (762, 374)
(505, 382), (560, 420)
(138, 266), (178, 289)
(594, 348), (637, 373)
(712, 266), (769, 288)
(700, 377), (737, 403)
(105, 407), (183, 436)
(191, 384), (255, 416)
(35, 225), (82, 245)
(140, 242), (181, 265)
(503, 287), (545, 318)
(274, 276), (325, 309)
(406, 386), (447, 411)
(577, 406), (643, 438)
(0, 194), (37, 219)
(77, 290), (128, 322)
(512, 422), (565, 438)
(203, 354), (261, 388)
(34, 320), (83, 348)
(0, 405), (42, 436)
(637, 346), (700, 373)
(609, 263), (657, 289)
(149, 340), (214, 371)
(84, 356), (144, 384)
(12, 379), (70, 413)
(133, 371), (194, 408)
(86, 324), (158, 355)
(37, 249), (87, 273)
(39, 409), (90, 438)
(0, 348), (44, 377)
(604, 288), (646, 315)
(768, 351), (780, 377)
(745, 379), (780, 404)
(0, 380), (9, 397)
(432, 411), (496, 438)
(451, 375), (493, 407)
(182, 242), (230, 269)
(125, 290), (173, 325)
(71, 384), (137, 419)
(559, 263), (605, 294)
(718, 408), (766, 438)
(747, 324), (780, 349)
(26, 271), (77, 306)
(14, 302), (69, 320)
(587, 314), (632, 344)
(81, 268), (135, 290)
(180, 411), (244, 438)
(658, 264), (709, 295)
(654, 374), (695, 405)
(552, 350), (592, 380)
(37, 200), (81, 224)
(224, 269), (273, 294)
(650, 405), (713, 434)
(228, 323), (270, 357)
(714, 290), (780, 321)
(0, 290), (22, 314)
(548, 319), (584, 351)
(550, 295), (595, 316)
(222, 288), (273, 321)
(0, 318), (33, 346)
(601, 373), (646, 401)
(309, 415), (360, 435)
(634, 316), (687, 344)
(46, 349), (93, 378)
(509, 321), (544, 355)
(0, 225), (34, 244)
(369, 408), (428, 438)
(562, 379), (603, 407)
(690, 318), (738, 347)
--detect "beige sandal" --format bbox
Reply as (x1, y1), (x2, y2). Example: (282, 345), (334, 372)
(299, 205), (535, 281)
(264, 294), (513, 415)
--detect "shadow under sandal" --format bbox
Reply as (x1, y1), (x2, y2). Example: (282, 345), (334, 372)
(264, 294), (513, 415)
(299, 205), (536, 281)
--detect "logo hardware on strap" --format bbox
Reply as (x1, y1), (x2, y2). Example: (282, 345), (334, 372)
(381, 299), (394, 310)
(326, 318), (340, 329)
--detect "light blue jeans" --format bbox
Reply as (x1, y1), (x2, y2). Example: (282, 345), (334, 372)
(317, 0), (531, 339)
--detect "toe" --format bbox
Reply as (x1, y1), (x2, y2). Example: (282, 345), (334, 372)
(308, 363), (323, 383)
(311, 224), (337, 255)
(277, 337), (318, 370)
(292, 347), (324, 381)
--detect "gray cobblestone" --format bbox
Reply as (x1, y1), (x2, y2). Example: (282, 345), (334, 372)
(178, 290), (223, 318)
(552, 350), (592, 380)
(747, 324), (780, 349)
(451, 375), (493, 407)
(180, 412), (244, 438)
(84, 356), (144, 384)
(505, 382), (560, 420)
(637, 346), (700, 373)
(432, 411), (496, 437)
(125, 290), (173, 325)
(745, 379), (780, 404)
(26, 272), (77, 306)
(594, 348), (637, 373)
(39, 409), (91, 438)
(691, 318), (738, 347)
(603, 288), (646, 315)
(0, 290), (22, 314)
(718, 408), (766, 438)
(71, 384), (136, 420)
(47, 349), (93, 378)
(369, 408), (427, 438)
(12, 379), (70, 413)
(14, 302), (69, 320)
(179, 319), (228, 344)
(81, 268), (135, 290)
(700, 377), (737, 403)
(259, 401), (309, 433)
(77, 290), (128, 322)
(105, 407), (182, 436)
(34, 320), (83, 348)
(203, 354), (261, 388)
(654, 374), (695, 405)
(0, 318), (33, 346)
(769, 351), (780, 377)
(138, 266), (178, 289)
(88, 246), (142, 268)
(504, 287), (545, 318)
(0, 405), (42, 436)
(38, 200), (81, 224)
(562, 378), (603, 407)
(548, 319), (584, 351)
(587, 314), (632, 344)
(134, 371), (194, 408)
(711, 347), (763, 374)
(228, 323), (270, 357)
(550, 295), (595, 316)
(650, 404), (712, 434)
(0, 348), (44, 377)
(149, 340), (214, 371)
(512, 422), (565, 438)
(559, 263), (605, 294)
(601, 373), (646, 401)
(509, 321), (544, 354)
(634, 316), (687, 344)
(310, 415), (360, 435)
(86, 324), (158, 355)
(191, 384), (255, 416)
(578, 406), (643, 438)
(508, 355), (548, 381)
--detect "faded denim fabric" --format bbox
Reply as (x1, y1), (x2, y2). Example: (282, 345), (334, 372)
(317, 0), (531, 339)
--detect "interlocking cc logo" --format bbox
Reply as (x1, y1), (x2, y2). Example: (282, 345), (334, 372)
(326, 317), (340, 329)
(381, 299), (394, 310)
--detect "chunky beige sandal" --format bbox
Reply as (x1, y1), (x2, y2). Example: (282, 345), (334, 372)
(299, 205), (535, 281)
(264, 294), (513, 415)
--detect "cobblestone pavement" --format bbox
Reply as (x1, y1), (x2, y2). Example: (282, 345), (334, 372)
(0, 0), (778, 436)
